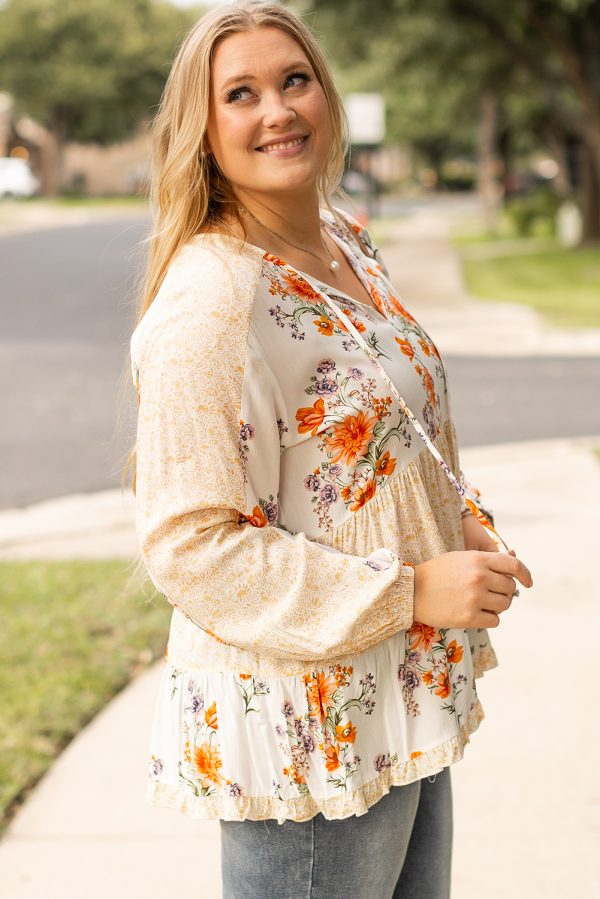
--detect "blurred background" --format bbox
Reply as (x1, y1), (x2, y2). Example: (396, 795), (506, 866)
(0, 1), (598, 897)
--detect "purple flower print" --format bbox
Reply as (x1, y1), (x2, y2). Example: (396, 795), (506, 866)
(320, 483), (339, 505)
(263, 501), (279, 525)
(227, 783), (244, 797)
(317, 358), (336, 373)
(302, 733), (316, 753)
(347, 367), (364, 380)
(364, 697), (376, 715)
(275, 724), (286, 738)
(422, 402), (438, 442)
(190, 693), (205, 714)
(304, 473), (320, 492)
(240, 422), (255, 442)
(149, 756), (164, 777)
(282, 701), (294, 718)
(314, 378), (338, 395)
(373, 753), (392, 773)
(328, 464), (342, 477)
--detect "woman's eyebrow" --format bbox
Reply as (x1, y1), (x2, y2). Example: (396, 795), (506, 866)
(220, 61), (311, 91)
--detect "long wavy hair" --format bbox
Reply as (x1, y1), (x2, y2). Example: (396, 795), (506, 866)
(119, 0), (359, 503)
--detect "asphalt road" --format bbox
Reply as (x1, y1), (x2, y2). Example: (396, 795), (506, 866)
(1, 216), (599, 509)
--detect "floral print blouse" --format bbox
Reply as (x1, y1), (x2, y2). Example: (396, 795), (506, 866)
(130, 206), (499, 824)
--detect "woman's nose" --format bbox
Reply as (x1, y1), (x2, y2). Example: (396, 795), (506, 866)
(260, 90), (296, 129)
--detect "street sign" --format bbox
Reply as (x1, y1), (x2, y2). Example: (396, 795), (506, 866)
(345, 93), (385, 146)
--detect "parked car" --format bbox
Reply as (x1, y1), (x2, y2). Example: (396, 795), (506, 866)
(0, 157), (40, 198)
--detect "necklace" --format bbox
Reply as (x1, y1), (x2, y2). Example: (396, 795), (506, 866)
(240, 205), (341, 272)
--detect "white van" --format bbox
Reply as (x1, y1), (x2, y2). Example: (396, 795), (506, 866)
(0, 157), (40, 198)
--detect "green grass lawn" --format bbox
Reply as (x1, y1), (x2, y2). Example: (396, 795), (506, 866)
(0, 560), (170, 836)
(450, 210), (600, 329)
(460, 245), (600, 328)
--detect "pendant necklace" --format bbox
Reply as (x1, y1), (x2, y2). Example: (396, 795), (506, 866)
(240, 205), (340, 272)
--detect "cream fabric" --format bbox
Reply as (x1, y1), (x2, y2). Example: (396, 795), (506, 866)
(130, 207), (498, 822)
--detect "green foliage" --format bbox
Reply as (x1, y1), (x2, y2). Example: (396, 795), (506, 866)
(0, 0), (195, 143)
(504, 186), (565, 236)
(307, 0), (600, 175)
(0, 559), (170, 835)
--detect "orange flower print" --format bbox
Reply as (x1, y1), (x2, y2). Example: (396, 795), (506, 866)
(410, 751), (422, 760)
(239, 673), (252, 680)
(408, 622), (441, 652)
(204, 701), (218, 730)
(323, 410), (378, 466)
(422, 368), (436, 405)
(193, 741), (225, 788)
(304, 670), (338, 723)
(349, 478), (377, 512)
(240, 505), (268, 527)
(446, 640), (464, 665)
(388, 291), (417, 323)
(263, 252), (287, 267)
(395, 336), (415, 361)
(341, 484), (352, 500)
(296, 397), (326, 435)
(282, 271), (321, 302)
(417, 337), (431, 357)
(336, 721), (357, 743)
(314, 315), (335, 336)
(422, 671), (433, 685)
(375, 450), (396, 478)
(339, 307), (366, 333)
(324, 742), (341, 771)
(369, 284), (386, 315)
(435, 670), (451, 700)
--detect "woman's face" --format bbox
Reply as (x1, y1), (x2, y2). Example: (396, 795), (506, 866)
(206, 27), (333, 202)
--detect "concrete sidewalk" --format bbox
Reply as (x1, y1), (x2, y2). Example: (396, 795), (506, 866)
(1, 435), (599, 898)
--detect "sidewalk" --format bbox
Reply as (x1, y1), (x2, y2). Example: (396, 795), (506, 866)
(1, 435), (600, 898)
(0, 198), (148, 238)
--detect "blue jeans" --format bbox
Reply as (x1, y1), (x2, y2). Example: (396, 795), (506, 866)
(220, 766), (453, 898)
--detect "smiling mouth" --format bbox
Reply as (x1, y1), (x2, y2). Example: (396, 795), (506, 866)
(256, 135), (309, 153)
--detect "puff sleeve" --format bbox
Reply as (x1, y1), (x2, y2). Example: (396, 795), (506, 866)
(131, 242), (415, 662)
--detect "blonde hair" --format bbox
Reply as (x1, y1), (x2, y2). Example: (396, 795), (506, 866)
(119, 0), (358, 501)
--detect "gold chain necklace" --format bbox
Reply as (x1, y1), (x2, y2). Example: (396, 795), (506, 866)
(240, 205), (341, 272)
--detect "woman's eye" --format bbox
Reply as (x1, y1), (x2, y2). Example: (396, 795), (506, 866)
(227, 86), (252, 104)
(226, 73), (309, 104)
(285, 72), (309, 89)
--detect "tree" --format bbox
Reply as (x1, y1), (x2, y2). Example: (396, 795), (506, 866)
(308, 0), (600, 243)
(0, 0), (194, 194)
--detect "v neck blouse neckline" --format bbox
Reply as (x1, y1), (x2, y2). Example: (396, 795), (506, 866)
(199, 212), (390, 324)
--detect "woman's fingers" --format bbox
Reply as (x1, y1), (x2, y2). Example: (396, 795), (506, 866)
(478, 609), (501, 627)
(486, 550), (533, 588)
(486, 570), (517, 597)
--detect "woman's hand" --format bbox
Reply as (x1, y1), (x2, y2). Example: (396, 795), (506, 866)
(412, 549), (533, 630)
(461, 511), (498, 552)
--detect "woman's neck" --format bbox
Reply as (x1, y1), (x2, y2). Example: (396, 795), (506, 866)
(234, 189), (324, 253)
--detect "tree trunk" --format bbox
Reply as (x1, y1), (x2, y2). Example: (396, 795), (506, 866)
(579, 143), (600, 245)
(544, 128), (573, 197)
(477, 91), (501, 232)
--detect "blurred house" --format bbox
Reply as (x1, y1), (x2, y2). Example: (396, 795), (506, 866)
(0, 92), (151, 196)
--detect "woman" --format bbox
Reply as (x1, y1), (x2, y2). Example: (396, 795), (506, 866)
(127, 2), (533, 896)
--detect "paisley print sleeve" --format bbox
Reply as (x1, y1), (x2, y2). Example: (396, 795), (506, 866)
(131, 241), (415, 662)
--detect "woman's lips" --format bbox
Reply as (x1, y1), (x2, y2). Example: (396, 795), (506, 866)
(256, 135), (309, 157)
